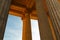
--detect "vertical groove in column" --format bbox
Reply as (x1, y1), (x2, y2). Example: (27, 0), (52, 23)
(22, 13), (32, 40)
(0, 0), (11, 40)
(35, 0), (53, 40)
(46, 0), (60, 40)
(46, 0), (58, 40)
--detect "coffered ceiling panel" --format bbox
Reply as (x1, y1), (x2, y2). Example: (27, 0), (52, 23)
(9, 0), (48, 19)
(12, 0), (35, 8)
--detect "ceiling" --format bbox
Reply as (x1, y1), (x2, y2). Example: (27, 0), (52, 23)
(9, 0), (48, 19)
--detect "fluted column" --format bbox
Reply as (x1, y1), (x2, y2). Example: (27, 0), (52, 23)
(22, 13), (32, 40)
(46, 0), (60, 40)
(35, 0), (54, 40)
(0, 0), (11, 40)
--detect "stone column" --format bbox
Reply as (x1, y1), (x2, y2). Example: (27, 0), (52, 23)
(22, 13), (32, 40)
(35, 0), (54, 40)
(46, 0), (60, 40)
(0, 0), (11, 40)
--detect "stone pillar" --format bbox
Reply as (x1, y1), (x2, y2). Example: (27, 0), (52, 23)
(35, 0), (54, 40)
(22, 13), (32, 40)
(0, 0), (11, 40)
(46, 0), (60, 40)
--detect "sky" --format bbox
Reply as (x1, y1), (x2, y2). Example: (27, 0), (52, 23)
(3, 15), (40, 40)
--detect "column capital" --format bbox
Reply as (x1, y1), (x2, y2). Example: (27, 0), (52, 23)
(21, 13), (30, 20)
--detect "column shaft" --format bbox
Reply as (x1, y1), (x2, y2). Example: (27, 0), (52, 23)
(35, 0), (54, 40)
(46, 0), (60, 40)
(0, 0), (11, 40)
(22, 13), (32, 40)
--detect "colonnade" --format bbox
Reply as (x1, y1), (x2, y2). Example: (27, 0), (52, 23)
(0, 0), (60, 40)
